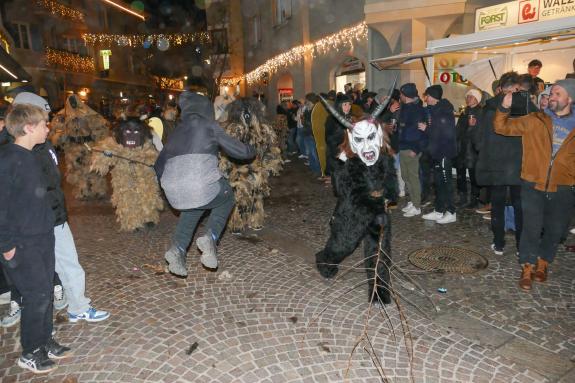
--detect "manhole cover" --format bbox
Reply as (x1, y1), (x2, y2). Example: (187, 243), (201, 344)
(408, 246), (488, 274)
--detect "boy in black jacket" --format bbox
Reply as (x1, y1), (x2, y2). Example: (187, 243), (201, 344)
(0, 104), (71, 374)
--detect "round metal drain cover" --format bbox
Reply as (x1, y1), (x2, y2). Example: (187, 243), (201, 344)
(408, 246), (488, 274)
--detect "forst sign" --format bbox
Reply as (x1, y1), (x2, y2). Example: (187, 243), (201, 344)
(477, 5), (511, 30)
(475, 0), (575, 31)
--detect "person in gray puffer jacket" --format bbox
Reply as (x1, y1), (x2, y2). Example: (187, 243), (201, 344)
(154, 91), (255, 276)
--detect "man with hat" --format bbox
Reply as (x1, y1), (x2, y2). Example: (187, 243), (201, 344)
(495, 78), (575, 290)
(397, 83), (427, 217)
(418, 85), (457, 224)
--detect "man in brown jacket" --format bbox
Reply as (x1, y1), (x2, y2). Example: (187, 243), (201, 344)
(494, 79), (575, 290)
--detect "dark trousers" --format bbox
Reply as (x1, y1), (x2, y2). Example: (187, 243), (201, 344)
(2, 233), (55, 354)
(173, 178), (235, 251)
(456, 167), (480, 199)
(433, 157), (455, 214)
(519, 183), (575, 265)
(491, 185), (522, 251)
(9, 272), (62, 303)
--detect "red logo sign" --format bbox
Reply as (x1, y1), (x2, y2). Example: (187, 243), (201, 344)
(519, 0), (539, 23)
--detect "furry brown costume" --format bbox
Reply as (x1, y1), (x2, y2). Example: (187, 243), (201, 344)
(50, 94), (109, 199)
(272, 114), (288, 156)
(90, 120), (163, 231)
(219, 98), (283, 232)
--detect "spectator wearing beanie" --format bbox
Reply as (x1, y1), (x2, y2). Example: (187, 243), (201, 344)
(419, 85), (457, 224)
(398, 83), (427, 217)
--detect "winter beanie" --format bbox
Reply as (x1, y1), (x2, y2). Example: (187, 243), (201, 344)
(400, 83), (418, 98)
(465, 89), (482, 104)
(424, 85), (443, 100)
(554, 79), (575, 101)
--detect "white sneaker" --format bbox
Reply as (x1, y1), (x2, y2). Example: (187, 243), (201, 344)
(1, 300), (21, 327)
(0, 291), (10, 305)
(570, 227), (575, 235)
(53, 285), (68, 311)
(437, 212), (457, 224)
(403, 206), (421, 217)
(422, 211), (444, 221)
(491, 244), (504, 255)
(401, 202), (414, 212)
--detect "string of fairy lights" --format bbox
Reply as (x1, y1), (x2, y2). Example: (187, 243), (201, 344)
(222, 21), (368, 86)
(37, 0), (84, 22)
(45, 48), (95, 73)
(82, 32), (211, 48)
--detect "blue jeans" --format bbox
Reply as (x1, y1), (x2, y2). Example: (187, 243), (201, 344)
(173, 178), (235, 251)
(303, 135), (321, 175)
(296, 128), (306, 155)
(54, 223), (91, 315)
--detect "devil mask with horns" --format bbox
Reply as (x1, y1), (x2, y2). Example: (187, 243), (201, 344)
(320, 79), (396, 166)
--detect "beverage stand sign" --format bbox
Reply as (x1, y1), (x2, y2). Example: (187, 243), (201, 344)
(476, 0), (575, 32)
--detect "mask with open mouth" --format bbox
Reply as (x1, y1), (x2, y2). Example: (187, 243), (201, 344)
(116, 118), (147, 148)
(348, 119), (383, 166)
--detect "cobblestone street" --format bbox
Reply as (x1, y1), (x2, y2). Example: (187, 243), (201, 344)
(1, 159), (574, 382)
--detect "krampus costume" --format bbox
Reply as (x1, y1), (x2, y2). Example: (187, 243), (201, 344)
(315, 91), (397, 305)
(50, 94), (109, 199)
(90, 118), (163, 231)
(218, 98), (283, 232)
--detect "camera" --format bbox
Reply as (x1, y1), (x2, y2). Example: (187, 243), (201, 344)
(510, 91), (531, 117)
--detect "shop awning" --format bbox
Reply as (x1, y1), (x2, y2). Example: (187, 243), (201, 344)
(370, 16), (575, 70)
(0, 47), (31, 82)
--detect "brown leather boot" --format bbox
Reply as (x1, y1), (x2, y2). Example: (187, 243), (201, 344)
(534, 258), (548, 283)
(519, 264), (533, 291)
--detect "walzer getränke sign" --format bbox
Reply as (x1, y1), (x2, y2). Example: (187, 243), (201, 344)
(475, 0), (575, 32)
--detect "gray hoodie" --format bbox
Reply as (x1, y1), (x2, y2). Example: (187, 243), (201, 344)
(154, 92), (255, 209)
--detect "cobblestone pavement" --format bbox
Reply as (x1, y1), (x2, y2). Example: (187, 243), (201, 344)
(1, 158), (574, 382)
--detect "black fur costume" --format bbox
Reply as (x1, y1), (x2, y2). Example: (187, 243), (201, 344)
(316, 141), (396, 305)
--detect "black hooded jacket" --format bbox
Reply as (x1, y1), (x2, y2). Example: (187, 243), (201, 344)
(154, 92), (255, 210)
(33, 142), (67, 226)
(425, 98), (457, 161)
(475, 94), (522, 186)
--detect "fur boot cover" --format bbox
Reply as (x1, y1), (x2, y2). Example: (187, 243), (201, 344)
(50, 95), (110, 199)
(219, 98), (283, 232)
(90, 137), (163, 231)
(316, 154), (396, 304)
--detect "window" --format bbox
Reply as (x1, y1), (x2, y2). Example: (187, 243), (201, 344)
(13, 23), (31, 49)
(272, 0), (291, 26)
(211, 29), (228, 55)
(249, 15), (261, 47)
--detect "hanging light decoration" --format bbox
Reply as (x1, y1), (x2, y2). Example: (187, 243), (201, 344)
(220, 21), (368, 86)
(45, 48), (95, 73)
(82, 31), (211, 48)
(36, 0), (84, 22)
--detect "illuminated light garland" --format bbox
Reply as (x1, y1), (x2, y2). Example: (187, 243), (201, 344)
(82, 31), (211, 48)
(152, 76), (184, 90)
(36, 0), (84, 22)
(220, 21), (368, 86)
(45, 48), (95, 73)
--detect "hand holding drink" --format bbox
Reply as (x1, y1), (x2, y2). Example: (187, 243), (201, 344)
(468, 114), (476, 126)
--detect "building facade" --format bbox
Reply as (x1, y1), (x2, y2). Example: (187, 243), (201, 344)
(238, 0), (367, 111)
(0, 0), (154, 111)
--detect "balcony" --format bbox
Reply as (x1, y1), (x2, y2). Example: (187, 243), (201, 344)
(44, 47), (95, 73)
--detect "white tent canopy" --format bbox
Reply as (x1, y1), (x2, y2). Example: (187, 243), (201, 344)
(370, 16), (575, 71)
(454, 55), (505, 93)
